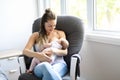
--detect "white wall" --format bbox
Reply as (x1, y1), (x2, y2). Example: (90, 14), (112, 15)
(80, 37), (120, 80)
(0, 0), (38, 51)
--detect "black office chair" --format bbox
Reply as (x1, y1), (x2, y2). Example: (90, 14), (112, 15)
(19, 16), (84, 80)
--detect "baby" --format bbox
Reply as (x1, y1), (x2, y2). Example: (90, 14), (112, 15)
(27, 38), (69, 73)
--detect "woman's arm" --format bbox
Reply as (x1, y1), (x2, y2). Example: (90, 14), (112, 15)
(23, 32), (38, 57)
(23, 32), (52, 62)
(52, 48), (68, 56)
(24, 49), (52, 62)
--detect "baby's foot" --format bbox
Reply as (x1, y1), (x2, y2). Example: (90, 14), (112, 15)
(26, 70), (33, 74)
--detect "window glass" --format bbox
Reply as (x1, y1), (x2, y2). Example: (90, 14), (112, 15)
(66, 0), (87, 26)
(50, 0), (61, 15)
(95, 0), (120, 32)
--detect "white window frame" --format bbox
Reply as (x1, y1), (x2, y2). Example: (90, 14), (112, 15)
(87, 0), (94, 31)
(60, 0), (66, 15)
(37, 0), (66, 17)
(86, 0), (120, 45)
(87, 0), (120, 33)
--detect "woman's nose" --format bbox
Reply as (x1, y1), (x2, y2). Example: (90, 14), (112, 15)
(51, 26), (55, 29)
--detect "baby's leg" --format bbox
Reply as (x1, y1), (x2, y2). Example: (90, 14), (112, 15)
(28, 58), (41, 72)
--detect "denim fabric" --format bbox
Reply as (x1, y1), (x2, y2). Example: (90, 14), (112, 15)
(34, 62), (68, 80)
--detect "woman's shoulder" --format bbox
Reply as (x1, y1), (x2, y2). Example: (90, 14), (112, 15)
(55, 29), (66, 38)
(31, 32), (39, 39)
(55, 29), (65, 34)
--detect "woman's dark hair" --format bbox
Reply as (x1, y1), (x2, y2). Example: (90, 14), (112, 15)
(40, 8), (56, 36)
(37, 8), (56, 45)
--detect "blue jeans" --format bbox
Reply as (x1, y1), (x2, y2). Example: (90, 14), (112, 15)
(34, 62), (68, 80)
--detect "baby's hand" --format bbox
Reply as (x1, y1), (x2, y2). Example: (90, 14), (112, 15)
(26, 70), (33, 74)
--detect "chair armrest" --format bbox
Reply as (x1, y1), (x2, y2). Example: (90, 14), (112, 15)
(18, 56), (26, 74)
(70, 54), (81, 80)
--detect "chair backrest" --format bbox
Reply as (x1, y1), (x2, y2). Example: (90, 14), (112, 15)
(32, 16), (84, 71)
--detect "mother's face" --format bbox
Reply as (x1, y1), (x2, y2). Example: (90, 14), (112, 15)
(45, 20), (57, 34)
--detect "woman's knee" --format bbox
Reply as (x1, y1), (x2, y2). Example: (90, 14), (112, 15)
(35, 62), (50, 70)
(34, 62), (51, 75)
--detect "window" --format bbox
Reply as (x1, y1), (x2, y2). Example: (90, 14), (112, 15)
(66, 0), (87, 27)
(38, 0), (120, 33)
(37, 0), (63, 16)
(49, 0), (61, 15)
(94, 0), (120, 32)
(38, 0), (87, 27)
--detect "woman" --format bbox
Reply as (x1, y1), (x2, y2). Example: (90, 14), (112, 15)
(22, 8), (68, 80)
(27, 38), (69, 73)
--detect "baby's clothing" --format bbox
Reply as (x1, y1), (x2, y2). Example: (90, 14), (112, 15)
(29, 40), (63, 71)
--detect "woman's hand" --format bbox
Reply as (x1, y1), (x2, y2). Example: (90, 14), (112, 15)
(51, 48), (68, 56)
(36, 51), (52, 63)
(42, 48), (53, 57)
(44, 47), (67, 56)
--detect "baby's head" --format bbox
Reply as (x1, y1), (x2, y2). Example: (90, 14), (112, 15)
(59, 38), (69, 50)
